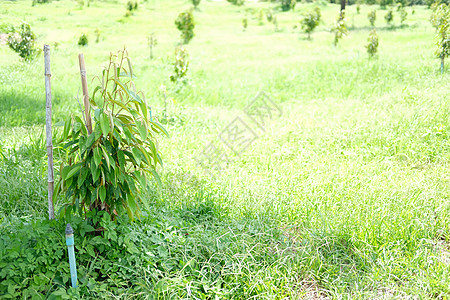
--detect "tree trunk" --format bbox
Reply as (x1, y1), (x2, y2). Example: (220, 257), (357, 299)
(340, 0), (346, 13)
(441, 56), (445, 74)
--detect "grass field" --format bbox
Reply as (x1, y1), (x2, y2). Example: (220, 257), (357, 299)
(1, 0), (450, 298)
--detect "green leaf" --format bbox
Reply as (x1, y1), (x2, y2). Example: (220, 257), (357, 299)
(94, 147), (102, 167)
(131, 147), (141, 165)
(150, 168), (161, 186)
(127, 193), (137, 215)
(77, 167), (89, 187)
(99, 185), (106, 203)
(100, 113), (110, 137)
(137, 145), (152, 166)
(100, 145), (110, 169)
(117, 150), (126, 169)
(151, 122), (169, 137)
(136, 120), (147, 141)
(63, 115), (71, 140)
(65, 163), (82, 180)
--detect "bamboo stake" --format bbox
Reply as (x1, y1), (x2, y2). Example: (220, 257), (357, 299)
(44, 45), (55, 220)
(78, 54), (92, 134)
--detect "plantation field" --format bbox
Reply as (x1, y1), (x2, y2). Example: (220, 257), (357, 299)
(1, 0), (450, 298)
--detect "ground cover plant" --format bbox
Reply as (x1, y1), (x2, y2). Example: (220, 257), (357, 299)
(0, 0), (449, 298)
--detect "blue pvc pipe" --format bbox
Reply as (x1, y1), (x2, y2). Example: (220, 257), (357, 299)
(65, 224), (78, 288)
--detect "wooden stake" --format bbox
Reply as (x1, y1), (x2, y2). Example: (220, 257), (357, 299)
(78, 54), (92, 134)
(44, 45), (55, 220)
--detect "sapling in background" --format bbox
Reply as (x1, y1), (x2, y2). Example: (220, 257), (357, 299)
(242, 17), (248, 31)
(368, 10), (376, 27)
(431, 4), (449, 73)
(300, 7), (321, 39)
(266, 9), (273, 23)
(281, 0), (296, 11)
(78, 33), (88, 46)
(258, 9), (264, 25)
(366, 29), (379, 58)
(147, 33), (157, 59)
(170, 46), (189, 84)
(175, 9), (195, 44)
(94, 28), (100, 43)
(192, 0), (201, 9)
(331, 10), (348, 46)
(227, 0), (244, 6)
(7, 22), (37, 61)
(356, 3), (361, 14)
(400, 7), (408, 25)
(385, 9), (394, 27)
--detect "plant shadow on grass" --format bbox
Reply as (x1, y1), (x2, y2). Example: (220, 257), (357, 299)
(0, 134), (47, 219)
(0, 91), (46, 127)
(348, 23), (415, 32)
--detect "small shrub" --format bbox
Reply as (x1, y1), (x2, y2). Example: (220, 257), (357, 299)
(7, 22), (37, 61)
(56, 50), (167, 221)
(356, 3), (361, 14)
(368, 9), (376, 27)
(281, 0), (296, 11)
(170, 46), (189, 84)
(175, 9), (195, 44)
(384, 9), (394, 26)
(399, 7), (408, 25)
(192, 0), (201, 8)
(331, 10), (348, 46)
(78, 33), (88, 46)
(227, 0), (244, 5)
(300, 7), (321, 39)
(366, 29), (379, 57)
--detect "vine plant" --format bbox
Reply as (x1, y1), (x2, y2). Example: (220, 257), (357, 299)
(56, 50), (167, 221)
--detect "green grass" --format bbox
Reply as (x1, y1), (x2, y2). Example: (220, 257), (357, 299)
(1, 0), (450, 298)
